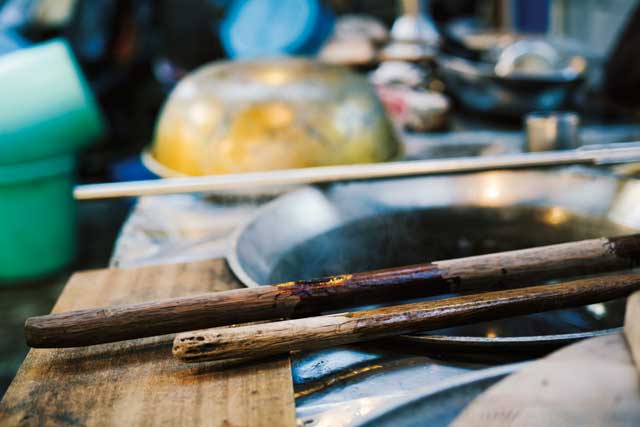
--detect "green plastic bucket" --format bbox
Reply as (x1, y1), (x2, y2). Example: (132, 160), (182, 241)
(0, 155), (76, 283)
(0, 39), (103, 284)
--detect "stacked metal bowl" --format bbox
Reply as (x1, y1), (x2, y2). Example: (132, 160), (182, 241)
(438, 33), (587, 116)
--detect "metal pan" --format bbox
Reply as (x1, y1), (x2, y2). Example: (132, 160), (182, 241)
(228, 167), (640, 352)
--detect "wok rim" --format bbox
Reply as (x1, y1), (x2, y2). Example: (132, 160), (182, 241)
(226, 167), (633, 348)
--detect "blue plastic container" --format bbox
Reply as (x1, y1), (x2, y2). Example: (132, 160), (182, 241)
(220, 0), (334, 58)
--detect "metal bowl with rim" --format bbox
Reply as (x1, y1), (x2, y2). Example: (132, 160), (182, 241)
(146, 58), (400, 177)
(438, 54), (585, 117)
(436, 31), (588, 117)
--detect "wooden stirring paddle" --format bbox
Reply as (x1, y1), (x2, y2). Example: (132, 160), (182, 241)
(174, 272), (640, 363)
(25, 234), (640, 348)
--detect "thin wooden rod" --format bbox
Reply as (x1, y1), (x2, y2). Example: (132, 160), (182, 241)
(73, 146), (640, 200)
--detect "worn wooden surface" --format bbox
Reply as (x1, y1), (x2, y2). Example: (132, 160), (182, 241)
(0, 260), (296, 427)
(26, 233), (640, 348)
(174, 273), (640, 362)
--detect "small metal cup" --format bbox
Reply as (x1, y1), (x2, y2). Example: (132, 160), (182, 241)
(525, 111), (580, 152)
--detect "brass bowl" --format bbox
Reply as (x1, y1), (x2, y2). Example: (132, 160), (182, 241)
(148, 58), (400, 176)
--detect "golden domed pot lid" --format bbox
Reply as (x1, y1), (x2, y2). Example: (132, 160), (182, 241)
(146, 58), (400, 177)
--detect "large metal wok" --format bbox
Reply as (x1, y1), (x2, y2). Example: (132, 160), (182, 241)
(228, 167), (640, 351)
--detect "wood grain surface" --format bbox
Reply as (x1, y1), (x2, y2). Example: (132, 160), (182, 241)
(0, 260), (296, 427)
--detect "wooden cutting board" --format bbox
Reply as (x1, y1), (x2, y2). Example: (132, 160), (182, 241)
(0, 259), (296, 427)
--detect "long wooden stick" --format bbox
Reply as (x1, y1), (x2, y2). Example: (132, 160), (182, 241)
(73, 145), (640, 200)
(173, 272), (640, 362)
(25, 234), (640, 348)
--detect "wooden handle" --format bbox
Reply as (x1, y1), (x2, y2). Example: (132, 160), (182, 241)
(173, 272), (640, 362)
(25, 234), (640, 348)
